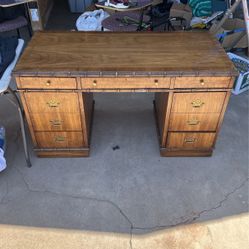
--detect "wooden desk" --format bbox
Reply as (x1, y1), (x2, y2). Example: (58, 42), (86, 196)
(13, 31), (237, 157)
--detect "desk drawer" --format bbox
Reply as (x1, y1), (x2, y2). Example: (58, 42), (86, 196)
(18, 77), (77, 89)
(171, 92), (226, 113)
(174, 77), (231, 89)
(167, 132), (216, 149)
(31, 113), (82, 131)
(169, 113), (220, 131)
(81, 77), (170, 89)
(35, 131), (84, 148)
(24, 92), (80, 113)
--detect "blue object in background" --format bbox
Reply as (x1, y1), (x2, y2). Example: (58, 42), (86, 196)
(212, 0), (228, 11)
(0, 127), (5, 151)
(68, 0), (93, 13)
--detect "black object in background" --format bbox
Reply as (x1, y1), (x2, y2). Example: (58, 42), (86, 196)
(0, 5), (25, 23)
(0, 36), (18, 78)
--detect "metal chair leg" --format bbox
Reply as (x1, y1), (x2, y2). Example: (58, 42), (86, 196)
(27, 24), (32, 37)
(17, 28), (21, 38)
(6, 87), (32, 167)
(17, 104), (32, 167)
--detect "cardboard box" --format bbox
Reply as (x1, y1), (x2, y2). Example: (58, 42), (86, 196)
(169, 3), (192, 27)
(210, 18), (248, 49)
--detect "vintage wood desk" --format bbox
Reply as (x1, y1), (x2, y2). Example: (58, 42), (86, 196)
(13, 31), (237, 157)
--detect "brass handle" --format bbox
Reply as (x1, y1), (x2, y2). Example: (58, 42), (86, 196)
(187, 119), (200, 125)
(93, 80), (97, 86)
(50, 120), (63, 126)
(55, 136), (65, 142)
(154, 79), (159, 86)
(46, 80), (51, 86)
(191, 99), (205, 108)
(184, 137), (197, 143)
(199, 79), (205, 85)
(47, 100), (60, 108)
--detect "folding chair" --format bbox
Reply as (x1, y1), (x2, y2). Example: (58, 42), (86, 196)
(0, 38), (31, 167)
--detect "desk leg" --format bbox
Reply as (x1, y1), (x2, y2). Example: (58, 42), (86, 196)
(79, 92), (94, 155)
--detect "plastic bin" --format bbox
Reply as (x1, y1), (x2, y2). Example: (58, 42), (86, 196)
(227, 52), (249, 95)
(68, 0), (92, 13)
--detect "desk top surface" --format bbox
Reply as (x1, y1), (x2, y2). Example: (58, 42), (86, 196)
(14, 31), (237, 77)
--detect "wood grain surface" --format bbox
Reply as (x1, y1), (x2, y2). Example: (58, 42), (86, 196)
(171, 92), (226, 113)
(14, 32), (237, 77)
(167, 132), (216, 149)
(81, 77), (171, 89)
(169, 113), (221, 131)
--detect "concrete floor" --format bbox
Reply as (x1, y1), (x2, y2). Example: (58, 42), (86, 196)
(0, 90), (248, 237)
(0, 0), (248, 243)
(0, 214), (249, 249)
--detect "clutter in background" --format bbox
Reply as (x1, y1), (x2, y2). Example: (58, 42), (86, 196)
(210, 0), (248, 52)
(188, 0), (212, 17)
(68, 0), (93, 13)
(228, 53), (249, 95)
(0, 126), (6, 172)
(76, 9), (110, 31)
(210, 18), (247, 49)
(168, 0), (248, 52)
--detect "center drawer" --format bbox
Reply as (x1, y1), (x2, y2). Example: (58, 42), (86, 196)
(81, 77), (170, 89)
(24, 92), (80, 113)
(171, 92), (226, 113)
(35, 132), (84, 148)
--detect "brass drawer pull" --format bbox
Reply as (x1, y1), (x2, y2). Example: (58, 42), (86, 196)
(47, 100), (60, 108)
(187, 119), (200, 125)
(199, 79), (205, 85)
(50, 120), (63, 126)
(93, 80), (97, 86)
(184, 137), (197, 143)
(191, 99), (205, 108)
(55, 136), (66, 142)
(46, 80), (51, 86)
(154, 79), (159, 86)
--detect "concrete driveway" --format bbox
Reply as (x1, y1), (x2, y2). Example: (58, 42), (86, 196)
(0, 90), (248, 237)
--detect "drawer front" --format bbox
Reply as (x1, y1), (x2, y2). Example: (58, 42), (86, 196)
(171, 92), (226, 113)
(174, 77), (231, 89)
(35, 132), (84, 148)
(24, 92), (80, 113)
(81, 77), (170, 89)
(18, 77), (77, 89)
(169, 113), (220, 131)
(167, 132), (216, 149)
(31, 113), (82, 131)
